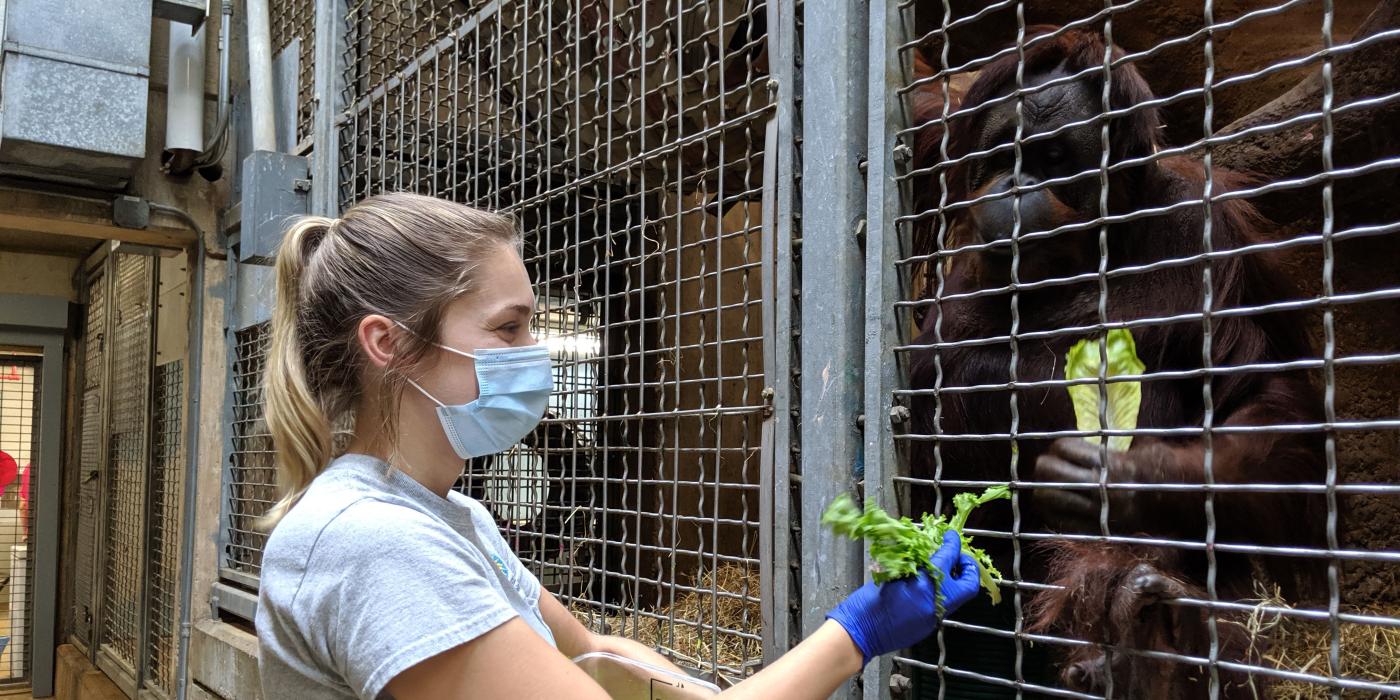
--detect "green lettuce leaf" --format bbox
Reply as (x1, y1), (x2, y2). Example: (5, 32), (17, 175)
(822, 484), (1011, 605)
(1064, 329), (1145, 452)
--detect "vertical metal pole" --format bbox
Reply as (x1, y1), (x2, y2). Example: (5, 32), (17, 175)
(214, 244), (242, 598)
(175, 241), (207, 700)
(1318, 2), (1343, 696)
(862, 0), (908, 695)
(760, 0), (797, 665)
(800, 1), (867, 696)
(29, 331), (66, 697)
(311, 0), (347, 216)
(247, 0), (279, 152)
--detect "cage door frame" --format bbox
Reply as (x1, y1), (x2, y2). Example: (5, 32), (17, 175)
(0, 297), (70, 698)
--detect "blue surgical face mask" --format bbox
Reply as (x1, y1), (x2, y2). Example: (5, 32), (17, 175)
(405, 340), (553, 459)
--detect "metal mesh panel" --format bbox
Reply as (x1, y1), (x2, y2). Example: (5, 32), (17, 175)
(73, 269), (107, 647)
(98, 253), (154, 679)
(226, 322), (276, 579)
(891, 3), (1400, 698)
(0, 357), (39, 685)
(271, 0), (317, 149)
(337, 1), (774, 681)
(145, 361), (183, 696)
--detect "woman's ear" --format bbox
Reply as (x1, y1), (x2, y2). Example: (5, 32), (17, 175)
(357, 314), (401, 369)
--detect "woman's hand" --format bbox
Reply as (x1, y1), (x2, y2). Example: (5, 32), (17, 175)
(825, 530), (981, 665)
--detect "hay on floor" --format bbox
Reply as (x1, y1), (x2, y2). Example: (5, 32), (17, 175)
(1244, 584), (1400, 698)
(570, 565), (763, 685)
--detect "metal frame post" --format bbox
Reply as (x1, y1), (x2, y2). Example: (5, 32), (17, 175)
(760, 0), (799, 666)
(214, 244), (241, 599)
(134, 257), (162, 691)
(862, 0), (913, 695)
(310, 0), (346, 216)
(799, 1), (868, 696)
(89, 254), (117, 666)
(174, 238), (207, 700)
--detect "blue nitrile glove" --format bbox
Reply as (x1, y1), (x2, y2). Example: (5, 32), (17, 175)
(826, 530), (981, 666)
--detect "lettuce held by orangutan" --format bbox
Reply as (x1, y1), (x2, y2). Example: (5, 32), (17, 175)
(822, 485), (1011, 605)
(1064, 328), (1145, 452)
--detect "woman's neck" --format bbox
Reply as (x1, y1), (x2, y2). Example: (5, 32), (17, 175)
(348, 394), (463, 498)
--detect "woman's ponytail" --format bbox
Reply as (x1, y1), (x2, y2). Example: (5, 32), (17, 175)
(261, 217), (337, 528)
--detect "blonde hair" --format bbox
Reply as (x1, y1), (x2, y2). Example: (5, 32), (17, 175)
(262, 192), (520, 526)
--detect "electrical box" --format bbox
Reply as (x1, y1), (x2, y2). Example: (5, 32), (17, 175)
(240, 151), (310, 265)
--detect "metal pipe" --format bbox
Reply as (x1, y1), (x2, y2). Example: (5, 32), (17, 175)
(151, 203), (206, 700)
(310, 0), (346, 215)
(196, 1), (235, 167)
(165, 23), (207, 155)
(246, 0), (278, 152)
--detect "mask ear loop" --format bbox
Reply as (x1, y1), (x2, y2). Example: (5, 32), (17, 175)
(388, 318), (482, 407)
(404, 376), (448, 408)
(390, 318), (481, 360)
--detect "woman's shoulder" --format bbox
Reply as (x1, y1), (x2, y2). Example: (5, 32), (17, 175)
(268, 487), (447, 562)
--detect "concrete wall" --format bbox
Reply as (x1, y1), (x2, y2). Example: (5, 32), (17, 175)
(0, 253), (80, 302)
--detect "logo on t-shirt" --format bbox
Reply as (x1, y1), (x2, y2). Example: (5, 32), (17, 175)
(489, 552), (512, 582)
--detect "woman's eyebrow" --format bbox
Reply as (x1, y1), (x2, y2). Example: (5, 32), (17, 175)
(489, 303), (534, 318)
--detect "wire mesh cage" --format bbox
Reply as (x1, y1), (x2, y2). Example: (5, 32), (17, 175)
(99, 253), (155, 679)
(886, 2), (1400, 698)
(72, 267), (107, 649)
(226, 322), (277, 579)
(271, 0), (318, 151)
(330, 0), (777, 682)
(0, 356), (40, 685)
(146, 361), (184, 696)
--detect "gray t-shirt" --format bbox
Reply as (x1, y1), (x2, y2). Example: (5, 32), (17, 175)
(256, 453), (556, 700)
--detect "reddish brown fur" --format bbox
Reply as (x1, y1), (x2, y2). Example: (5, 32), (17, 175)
(907, 27), (1325, 697)
(1026, 542), (1258, 698)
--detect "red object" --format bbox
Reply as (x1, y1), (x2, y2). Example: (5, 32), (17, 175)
(20, 464), (29, 540)
(0, 451), (15, 494)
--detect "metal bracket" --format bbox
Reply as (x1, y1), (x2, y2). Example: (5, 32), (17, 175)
(154, 0), (208, 30)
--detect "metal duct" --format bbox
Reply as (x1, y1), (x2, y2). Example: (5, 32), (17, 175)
(0, 0), (154, 188)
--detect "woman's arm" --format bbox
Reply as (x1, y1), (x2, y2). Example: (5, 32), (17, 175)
(717, 620), (863, 698)
(385, 617), (610, 700)
(540, 590), (860, 698)
(394, 533), (979, 698)
(538, 589), (690, 674)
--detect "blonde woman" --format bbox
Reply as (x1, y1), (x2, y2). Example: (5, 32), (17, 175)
(255, 192), (980, 699)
